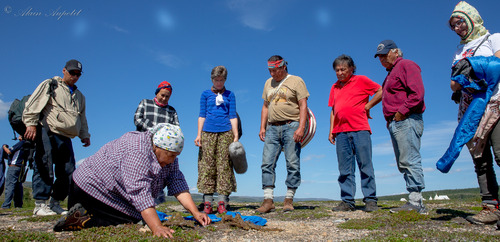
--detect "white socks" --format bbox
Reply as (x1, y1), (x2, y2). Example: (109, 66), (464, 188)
(264, 187), (274, 200)
(285, 188), (296, 199)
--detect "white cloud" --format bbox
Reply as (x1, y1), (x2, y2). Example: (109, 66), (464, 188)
(0, 98), (11, 120)
(372, 140), (394, 156)
(302, 154), (325, 162)
(376, 172), (401, 179)
(301, 179), (336, 184)
(105, 23), (129, 34)
(156, 54), (183, 69)
(226, 0), (286, 31)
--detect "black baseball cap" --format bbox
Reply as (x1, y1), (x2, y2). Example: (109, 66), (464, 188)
(374, 40), (398, 58)
(65, 59), (83, 72)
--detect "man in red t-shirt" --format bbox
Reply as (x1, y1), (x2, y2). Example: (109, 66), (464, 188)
(328, 55), (382, 212)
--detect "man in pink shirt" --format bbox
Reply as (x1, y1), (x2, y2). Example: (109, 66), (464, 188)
(328, 54), (382, 212)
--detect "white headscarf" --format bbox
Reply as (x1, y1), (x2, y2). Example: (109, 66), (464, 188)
(151, 123), (184, 153)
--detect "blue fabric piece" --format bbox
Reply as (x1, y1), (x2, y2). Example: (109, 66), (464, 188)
(226, 211), (267, 226)
(182, 211), (267, 226)
(156, 210), (171, 221)
(437, 56), (500, 173)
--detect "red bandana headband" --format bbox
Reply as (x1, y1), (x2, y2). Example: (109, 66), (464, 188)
(268, 59), (285, 69)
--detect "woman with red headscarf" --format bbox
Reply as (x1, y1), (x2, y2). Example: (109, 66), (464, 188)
(134, 81), (179, 204)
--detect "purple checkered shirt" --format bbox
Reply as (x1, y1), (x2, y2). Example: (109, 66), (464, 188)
(72, 131), (189, 219)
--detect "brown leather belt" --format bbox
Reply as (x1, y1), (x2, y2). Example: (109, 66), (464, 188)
(268, 120), (293, 126)
(9, 164), (21, 167)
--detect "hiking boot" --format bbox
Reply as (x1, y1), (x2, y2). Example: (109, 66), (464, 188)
(364, 201), (379, 212)
(390, 202), (428, 215)
(33, 202), (57, 216)
(256, 199), (275, 213)
(332, 201), (355, 211)
(217, 201), (227, 214)
(466, 204), (500, 225)
(283, 198), (294, 212)
(53, 203), (91, 232)
(49, 199), (68, 215)
(203, 202), (213, 214)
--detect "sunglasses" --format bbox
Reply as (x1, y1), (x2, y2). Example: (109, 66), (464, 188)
(68, 70), (82, 77)
(450, 18), (465, 30)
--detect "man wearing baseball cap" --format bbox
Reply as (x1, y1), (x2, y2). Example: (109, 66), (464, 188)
(374, 40), (427, 214)
(23, 59), (91, 216)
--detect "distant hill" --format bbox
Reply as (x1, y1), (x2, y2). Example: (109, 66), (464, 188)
(13, 183), (481, 203)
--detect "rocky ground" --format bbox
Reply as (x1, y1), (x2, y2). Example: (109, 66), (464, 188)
(0, 200), (499, 241)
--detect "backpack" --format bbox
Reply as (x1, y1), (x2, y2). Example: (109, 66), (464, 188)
(7, 78), (58, 139)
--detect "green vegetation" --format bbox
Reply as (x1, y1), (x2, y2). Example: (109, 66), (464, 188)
(0, 187), (498, 241)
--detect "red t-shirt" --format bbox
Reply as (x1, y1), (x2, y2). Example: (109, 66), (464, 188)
(328, 75), (381, 134)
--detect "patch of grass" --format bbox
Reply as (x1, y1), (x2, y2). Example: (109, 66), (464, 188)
(71, 224), (203, 241)
(21, 214), (60, 222)
(338, 218), (386, 230)
(389, 210), (429, 222)
(0, 229), (56, 241)
(367, 228), (499, 241)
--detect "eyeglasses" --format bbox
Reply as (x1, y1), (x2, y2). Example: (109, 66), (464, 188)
(68, 70), (82, 77)
(450, 18), (465, 30)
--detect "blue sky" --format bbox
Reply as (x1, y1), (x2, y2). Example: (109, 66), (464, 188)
(1, 0), (499, 200)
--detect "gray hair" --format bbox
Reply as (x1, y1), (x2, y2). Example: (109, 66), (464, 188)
(211, 66), (228, 81)
(392, 48), (403, 57)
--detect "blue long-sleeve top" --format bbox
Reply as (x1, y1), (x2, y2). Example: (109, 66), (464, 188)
(199, 90), (237, 133)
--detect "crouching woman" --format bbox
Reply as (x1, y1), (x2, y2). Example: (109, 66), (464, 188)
(54, 123), (210, 238)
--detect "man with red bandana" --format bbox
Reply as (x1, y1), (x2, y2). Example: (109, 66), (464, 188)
(257, 55), (309, 213)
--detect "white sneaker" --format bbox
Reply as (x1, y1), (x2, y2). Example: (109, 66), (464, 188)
(49, 199), (68, 215)
(34, 202), (57, 216)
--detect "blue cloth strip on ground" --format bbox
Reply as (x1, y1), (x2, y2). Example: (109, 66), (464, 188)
(156, 210), (267, 226)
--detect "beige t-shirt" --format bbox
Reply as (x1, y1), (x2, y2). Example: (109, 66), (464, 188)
(262, 75), (309, 123)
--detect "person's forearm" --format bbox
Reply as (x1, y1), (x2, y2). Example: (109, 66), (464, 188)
(141, 207), (163, 232)
(298, 99), (308, 130)
(197, 117), (206, 136)
(365, 88), (382, 110)
(175, 191), (198, 215)
(230, 118), (238, 140)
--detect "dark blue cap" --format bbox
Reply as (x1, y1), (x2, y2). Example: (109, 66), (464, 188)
(374, 40), (398, 58)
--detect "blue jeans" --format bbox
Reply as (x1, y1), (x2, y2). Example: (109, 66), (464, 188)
(32, 126), (75, 201)
(336, 131), (377, 205)
(261, 121), (301, 189)
(1, 166), (24, 208)
(388, 113), (425, 193)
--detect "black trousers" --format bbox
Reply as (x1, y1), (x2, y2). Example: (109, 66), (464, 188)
(68, 177), (140, 228)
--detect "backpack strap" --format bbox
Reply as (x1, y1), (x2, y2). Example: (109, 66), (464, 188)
(472, 34), (490, 56)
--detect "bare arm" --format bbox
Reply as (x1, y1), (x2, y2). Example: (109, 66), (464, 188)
(141, 207), (175, 238)
(2, 145), (11, 155)
(293, 98), (308, 143)
(328, 108), (336, 145)
(194, 117), (206, 147)
(259, 101), (269, 142)
(175, 191), (210, 226)
(365, 87), (382, 119)
(230, 118), (238, 142)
